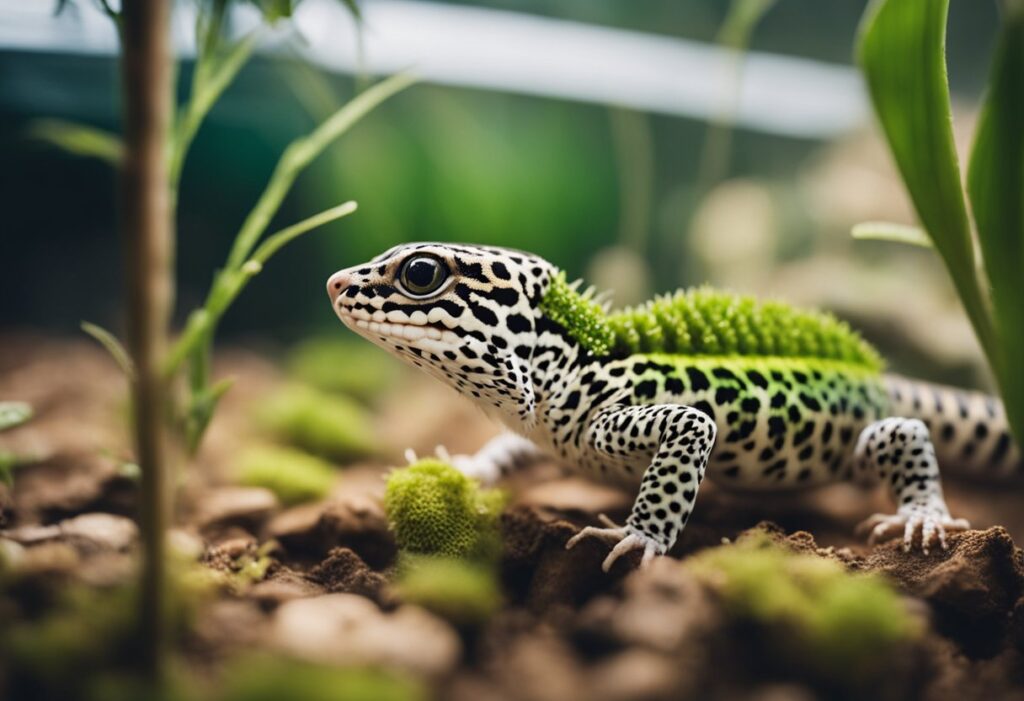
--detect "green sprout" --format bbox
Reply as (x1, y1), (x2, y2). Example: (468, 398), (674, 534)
(857, 0), (1024, 446)
(384, 459), (505, 561)
(42, 3), (415, 457)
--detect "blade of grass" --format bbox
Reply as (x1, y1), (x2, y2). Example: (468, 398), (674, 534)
(28, 118), (123, 166)
(170, 30), (260, 188)
(967, 0), (1024, 445)
(82, 321), (137, 379)
(225, 71), (416, 271)
(164, 201), (358, 377)
(851, 221), (933, 247)
(858, 0), (995, 357)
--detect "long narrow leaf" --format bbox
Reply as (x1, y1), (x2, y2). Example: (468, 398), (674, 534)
(858, 0), (994, 355)
(29, 119), (123, 166)
(250, 200), (358, 266)
(226, 72), (416, 271)
(967, 1), (1024, 446)
(82, 321), (136, 379)
(851, 221), (933, 248)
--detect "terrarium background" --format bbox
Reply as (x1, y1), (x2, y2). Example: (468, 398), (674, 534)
(0, 0), (1002, 392)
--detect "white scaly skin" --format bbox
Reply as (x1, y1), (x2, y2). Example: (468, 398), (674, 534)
(328, 243), (1018, 571)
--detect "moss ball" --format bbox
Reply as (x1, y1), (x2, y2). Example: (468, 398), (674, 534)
(383, 459), (505, 561)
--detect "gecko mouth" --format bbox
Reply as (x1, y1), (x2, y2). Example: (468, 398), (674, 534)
(337, 306), (460, 344)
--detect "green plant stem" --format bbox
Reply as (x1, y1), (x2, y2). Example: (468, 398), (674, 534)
(163, 201), (358, 378)
(119, 0), (174, 680)
(225, 71), (416, 271)
(169, 31), (259, 191)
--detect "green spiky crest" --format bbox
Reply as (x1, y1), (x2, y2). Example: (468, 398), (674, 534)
(540, 274), (883, 372)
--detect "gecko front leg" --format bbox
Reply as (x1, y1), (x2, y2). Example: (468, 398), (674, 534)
(566, 404), (716, 571)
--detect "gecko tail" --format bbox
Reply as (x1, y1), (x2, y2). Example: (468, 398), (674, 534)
(883, 374), (1023, 481)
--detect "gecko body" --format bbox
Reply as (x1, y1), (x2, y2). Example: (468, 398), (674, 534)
(328, 243), (1020, 570)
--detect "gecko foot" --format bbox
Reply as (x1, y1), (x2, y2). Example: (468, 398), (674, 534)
(856, 505), (970, 554)
(566, 515), (665, 572)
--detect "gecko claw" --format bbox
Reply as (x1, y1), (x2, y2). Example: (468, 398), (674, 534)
(566, 517), (666, 572)
(857, 507), (970, 554)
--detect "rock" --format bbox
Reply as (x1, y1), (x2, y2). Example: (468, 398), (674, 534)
(249, 569), (325, 609)
(167, 528), (205, 561)
(587, 650), (683, 701)
(1, 512), (138, 553)
(10, 452), (137, 523)
(514, 477), (631, 520)
(267, 495), (396, 569)
(576, 557), (718, 654)
(866, 527), (1024, 659)
(59, 513), (137, 551)
(271, 593), (461, 677)
(307, 547), (389, 603)
(195, 487), (279, 532)
(487, 628), (587, 701)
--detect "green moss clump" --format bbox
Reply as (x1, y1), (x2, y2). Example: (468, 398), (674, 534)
(254, 385), (376, 461)
(236, 445), (336, 506)
(687, 532), (921, 678)
(539, 272), (616, 356)
(395, 554), (501, 625)
(286, 337), (402, 402)
(218, 654), (425, 701)
(540, 275), (882, 371)
(384, 459), (505, 561)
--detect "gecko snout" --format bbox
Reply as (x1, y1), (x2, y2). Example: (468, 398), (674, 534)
(326, 270), (353, 304)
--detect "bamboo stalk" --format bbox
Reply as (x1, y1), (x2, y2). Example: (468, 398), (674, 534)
(119, 0), (174, 679)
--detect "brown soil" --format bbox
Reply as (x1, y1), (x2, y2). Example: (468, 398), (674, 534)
(3, 335), (1024, 701)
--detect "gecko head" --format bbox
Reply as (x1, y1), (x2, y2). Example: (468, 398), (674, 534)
(327, 243), (555, 417)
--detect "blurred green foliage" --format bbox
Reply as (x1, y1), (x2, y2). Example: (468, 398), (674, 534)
(253, 384), (376, 461)
(286, 336), (403, 402)
(688, 532), (921, 681)
(858, 0), (1024, 445)
(217, 654), (425, 701)
(395, 553), (502, 626)
(236, 444), (337, 504)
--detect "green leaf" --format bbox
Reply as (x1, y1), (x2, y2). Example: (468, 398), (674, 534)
(967, 1), (1024, 446)
(28, 119), (122, 166)
(81, 322), (136, 379)
(858, 0), (994, 355)
(250, 200), (358, 266)
(851, 221), (933, 248)
(0, 402), (32, 432)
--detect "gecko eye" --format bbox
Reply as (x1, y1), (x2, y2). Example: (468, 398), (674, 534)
(399, 255), (449, 297)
